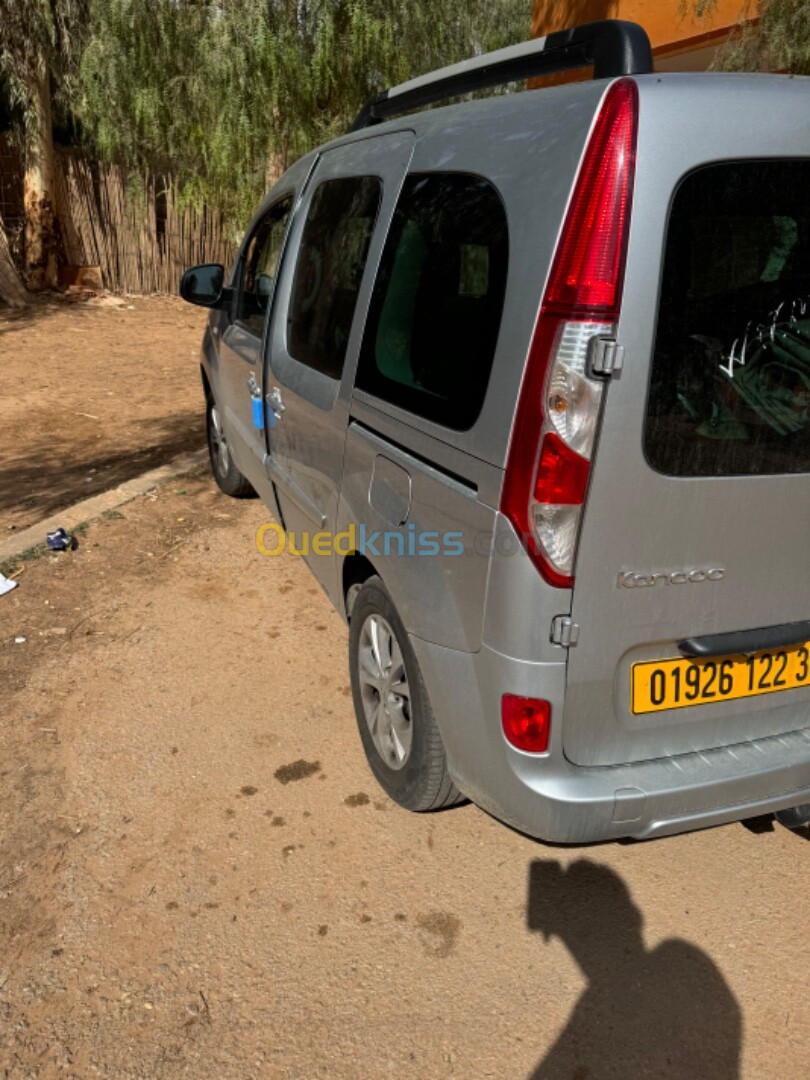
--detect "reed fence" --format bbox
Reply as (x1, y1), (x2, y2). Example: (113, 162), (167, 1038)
(54, 150), (235, 294)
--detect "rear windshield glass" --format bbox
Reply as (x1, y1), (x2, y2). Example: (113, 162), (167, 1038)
(645, 161), (810, 477)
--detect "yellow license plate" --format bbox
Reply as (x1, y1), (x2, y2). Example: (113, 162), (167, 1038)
(631, 641), (810, 715)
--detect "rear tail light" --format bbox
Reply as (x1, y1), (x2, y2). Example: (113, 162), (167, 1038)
(501, 79), (638, 588)
(502, 694), (551, 754)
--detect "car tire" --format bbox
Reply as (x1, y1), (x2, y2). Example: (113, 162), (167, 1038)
(206, 396), (254, 498)
(348, 575), (462, 812)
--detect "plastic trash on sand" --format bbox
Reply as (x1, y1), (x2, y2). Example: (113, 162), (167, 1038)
(0, 573), (17, 596)
(47, 528), (74, 552)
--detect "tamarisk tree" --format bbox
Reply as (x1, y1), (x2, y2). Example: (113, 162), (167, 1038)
(0, 1), (87, 291)
(78, 0), (530, 235)
(688, 0), (810, 73)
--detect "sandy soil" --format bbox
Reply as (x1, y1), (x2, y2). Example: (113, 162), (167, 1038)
(0, 296), (208, 534)
(0, 468), (808, 1080)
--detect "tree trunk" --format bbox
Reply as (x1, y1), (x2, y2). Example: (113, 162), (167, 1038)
(264, 147), (287, 193)
(0, 211), (31, 307)
(23, 63), (59, 291)
(265, 117), (288, 192)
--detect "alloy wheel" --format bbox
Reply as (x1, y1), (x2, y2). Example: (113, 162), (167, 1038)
(209, 404), (230, 477)
(357, 613), (412, 770)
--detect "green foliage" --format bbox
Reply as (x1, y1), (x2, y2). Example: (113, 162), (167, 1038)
(749, 0), (810, 73)
(77, 0), (530, 231)
(0, 0), (87, 137)
(686, 0), (810, 74)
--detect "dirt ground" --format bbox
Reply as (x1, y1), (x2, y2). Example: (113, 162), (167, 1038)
(0, 471), (808, 1079)
(0, 296), (207, 534)
(0, 302), (808, 1078)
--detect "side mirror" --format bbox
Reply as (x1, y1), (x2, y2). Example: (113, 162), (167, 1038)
(179, 263), (227, 308)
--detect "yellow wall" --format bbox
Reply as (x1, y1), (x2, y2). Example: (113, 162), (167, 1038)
(532, 1), (755, 70)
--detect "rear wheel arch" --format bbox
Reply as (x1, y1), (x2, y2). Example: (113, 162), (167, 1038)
(342, 554), (378, 620)
(341, 555), (413, 637)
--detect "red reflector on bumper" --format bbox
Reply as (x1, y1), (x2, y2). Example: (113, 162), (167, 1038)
(501, 694), (551, 754)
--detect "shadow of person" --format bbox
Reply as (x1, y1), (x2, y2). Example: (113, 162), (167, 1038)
(527, 860), (741, 1079)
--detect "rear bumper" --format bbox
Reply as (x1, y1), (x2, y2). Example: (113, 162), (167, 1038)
(410, 636), (810, 843)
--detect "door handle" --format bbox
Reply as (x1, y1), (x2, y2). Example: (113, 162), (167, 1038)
(266, 386), (285, 417)
(678, 619), (810, 659)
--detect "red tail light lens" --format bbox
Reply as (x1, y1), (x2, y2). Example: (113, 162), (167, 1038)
(545, 78), (638, 318)
(500, 79), (638, 588)
(502, 694), (551, 754)
(534, 433), (590, 505)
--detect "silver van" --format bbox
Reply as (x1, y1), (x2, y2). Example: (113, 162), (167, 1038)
(180, 20), (810, 842)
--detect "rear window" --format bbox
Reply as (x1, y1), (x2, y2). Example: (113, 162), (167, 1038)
(356, 172), (508, 430)
(645, 161), (810, 477)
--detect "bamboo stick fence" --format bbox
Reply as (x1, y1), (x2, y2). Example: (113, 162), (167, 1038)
(53, 149), (235, 294)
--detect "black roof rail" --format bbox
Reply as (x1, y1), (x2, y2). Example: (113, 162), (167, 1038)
(350, 20), (653, 132)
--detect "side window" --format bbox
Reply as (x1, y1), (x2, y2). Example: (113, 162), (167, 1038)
(356, 173), (509, 430)
(237, 196), (293, 336)
(288, 176), (382, 380)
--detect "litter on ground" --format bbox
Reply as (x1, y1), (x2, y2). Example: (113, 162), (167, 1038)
(0, 573), (18, 596)
(47, 528), (74, 552)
